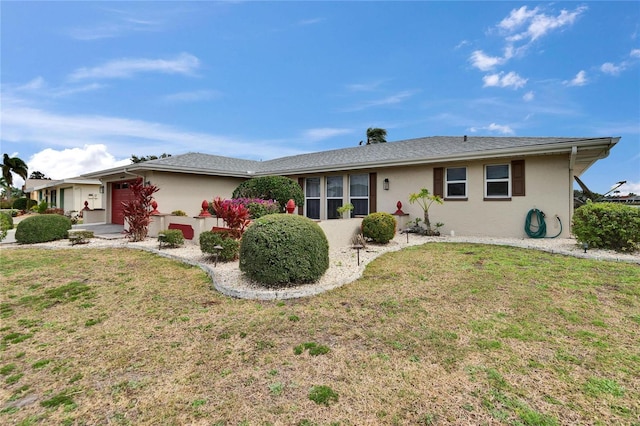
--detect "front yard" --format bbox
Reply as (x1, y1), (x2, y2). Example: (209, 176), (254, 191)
(1, 243), (639, 425)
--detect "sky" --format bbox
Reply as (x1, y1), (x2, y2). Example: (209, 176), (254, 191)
(1, 1), (639, 195)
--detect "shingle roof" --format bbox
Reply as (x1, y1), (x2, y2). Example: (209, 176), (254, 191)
(82, 136), (618, 178)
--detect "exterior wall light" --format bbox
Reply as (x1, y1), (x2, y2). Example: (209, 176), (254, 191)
(383, 178), (390, 190)
(99, 186), (105, 194)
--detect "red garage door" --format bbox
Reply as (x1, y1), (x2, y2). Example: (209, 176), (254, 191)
(111, 180), (137, 225)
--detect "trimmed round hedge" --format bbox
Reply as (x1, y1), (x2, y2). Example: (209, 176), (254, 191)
(239, 214), (329, 287)
(362, 212), (397, 244)
(15, 214), (72, 244)
(12, 198), (37, 211)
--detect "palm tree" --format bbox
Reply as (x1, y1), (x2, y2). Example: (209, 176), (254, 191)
(2, 154), (28, 194)
(366, 127), (387, 145)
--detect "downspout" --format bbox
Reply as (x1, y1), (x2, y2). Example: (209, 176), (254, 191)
(568, 146), (578, 237)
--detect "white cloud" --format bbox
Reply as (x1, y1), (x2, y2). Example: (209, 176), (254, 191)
(163, 90), (220, 103)
(69, 53), (200, 80)
(28, 145), (131, 180)
(482, 71), (527, 89)
(566, 70), (588, 86)
(502, 5), (587, 43)
(17, 77), (46, 91)
(469, 123), (514, 135)
(346, 80), (386, 92)
(303, 128), (353, 142)
(469, 50), (504, 71)
(296, 18), (324, 26)
(0, 100), (307, 175)
(523, 91), (534, 101)
(601, 62), (624, 76)
(630, 49), (640, 58)
(341, 90), (417, 112)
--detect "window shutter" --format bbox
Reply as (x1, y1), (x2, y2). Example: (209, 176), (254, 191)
(433, 167), (444, 197)
(511, 160), (525, 196)
(298, 178), (304, 215)
(369, 173), (377, 213)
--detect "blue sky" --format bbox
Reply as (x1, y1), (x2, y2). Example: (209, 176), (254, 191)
(2, 1), (639, 195)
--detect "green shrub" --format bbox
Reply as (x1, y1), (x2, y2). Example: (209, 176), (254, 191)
(15, 214), (72, 244)
(200, 231), (239, 261)
(0, 211), (14, 230)
(12, 198), (37, 211)
(232, 176), (305, 210)
(572, 202), (640, 252)
(159, 229), (184, 247)
(0, 212), (12, 241)
(362, 212), (397, 244)
(171, 210), (187, 216)
(36, 200), (48, 214)
(239, 214), (329, 287)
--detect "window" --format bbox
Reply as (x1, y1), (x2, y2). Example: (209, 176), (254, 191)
(446, 167), (467, 198)
(305, 178), (320, 220)
(485, 164), (510, 198)
(349, 174), (369, 217)
(326, 176), (343, 219)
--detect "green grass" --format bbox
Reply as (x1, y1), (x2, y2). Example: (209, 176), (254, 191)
(0, 244), (638, 425)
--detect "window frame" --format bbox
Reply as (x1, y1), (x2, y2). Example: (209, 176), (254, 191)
(484, 164), (511, 199)
(326, 175), (344, 219)
(349, 173), (369, 217)
(304, 177), (321, 220)
(445, 167), (467, 200)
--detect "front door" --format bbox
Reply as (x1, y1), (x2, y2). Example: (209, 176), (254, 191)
(111, 180), (136, 225)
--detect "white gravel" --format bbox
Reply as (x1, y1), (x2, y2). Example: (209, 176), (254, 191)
(2, 233), (638, 300)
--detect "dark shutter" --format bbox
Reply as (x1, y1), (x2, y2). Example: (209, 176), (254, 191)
(511, 160), (525, 196)
(369, 173), (377, 213)
(298, 177), (304, 215)
(433, 167), (444, 197)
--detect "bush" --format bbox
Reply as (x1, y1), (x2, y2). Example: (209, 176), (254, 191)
(0, 212), (12, 241)
(239, 214), (329, 286)
(159, 229), (184, 247)
(200, 231), (239, 261)
(36, 200), (48, 214)
(171, 210), (187, 216)
(362, 212), (397, 244)
(12, 198), (37, 211)
(232, 176), (305, 211)
(572, 202), (640, 252)
(0, 211), (14, 230)
(15, 214), (72, 244)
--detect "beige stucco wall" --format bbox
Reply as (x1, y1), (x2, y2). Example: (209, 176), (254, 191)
(66, 184), (103, 212)
(375, 154), (571, 238)
(144, 172), (245, 217)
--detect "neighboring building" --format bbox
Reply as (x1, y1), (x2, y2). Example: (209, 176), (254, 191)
(24, 177), (103, 213)
(80, 136), (619, 238)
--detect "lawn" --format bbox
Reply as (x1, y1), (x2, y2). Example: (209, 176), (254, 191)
(1, 243), (639, 425)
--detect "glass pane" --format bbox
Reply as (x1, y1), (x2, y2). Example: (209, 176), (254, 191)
(306, 199), (320, 220)
(327, 199), (343, 219)
(487, 182), (509, 196)
(306, 178), (320, 197)
(326, 176), (343, 198)
(350, 174), (369, 197)
(447, 183), (466, 197)
(486, 165), (509, 179)
(447, 167), (466, 181)
(351, 199), (368, 216)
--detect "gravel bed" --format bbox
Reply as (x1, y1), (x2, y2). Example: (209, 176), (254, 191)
(2, 234), (638, 300)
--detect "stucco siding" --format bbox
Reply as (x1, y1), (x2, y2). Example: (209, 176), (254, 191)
(147, 172), (246, 216)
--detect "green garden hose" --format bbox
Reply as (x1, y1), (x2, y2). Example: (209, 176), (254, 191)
(524, 208), (562, 238)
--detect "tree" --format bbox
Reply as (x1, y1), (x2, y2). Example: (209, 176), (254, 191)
(366, 128), (387, 145)
(131, 153), (172, 163)
(29, 171), (50, 180)
(408, 188), (443, 235)
(121, 177), (159, 242)
(2, 154), (28, 188)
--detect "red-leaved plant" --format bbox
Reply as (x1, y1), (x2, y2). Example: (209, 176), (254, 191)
(212, 197), (251, 238)
(122, 177), (159, 242)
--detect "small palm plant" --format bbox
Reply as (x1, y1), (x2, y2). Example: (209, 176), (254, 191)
(408, 188), (444, 236)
